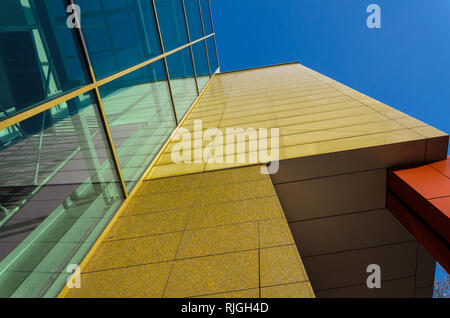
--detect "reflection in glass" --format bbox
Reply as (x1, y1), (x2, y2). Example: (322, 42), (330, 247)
(192, 41), (210, 91)
(98, 60), (177, 191)
(184, 0), (204, 41)
(166, 48), (198, 120)
(0, 0), (88, 121)
(0, 92), (124, 297)
(75, 0), (162, 80)
(199, 0), (213, 35)
(154, 0), (189, 52)
(206, 36), (218, 74)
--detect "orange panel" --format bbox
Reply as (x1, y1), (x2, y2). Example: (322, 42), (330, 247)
(422, 228), (450, 274)
(387, 193), (424, 242)
(430, 196), (450, 219)
(388, 170), (428, 219)
(388, 158), (450, 272)
(426, 197), (450, 243)
(393, 165), (450, 199)
(431, 156), (450, 178)
(387, 193), (450, 274)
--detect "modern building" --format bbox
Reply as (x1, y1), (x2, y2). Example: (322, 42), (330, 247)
(0, 0), (448, 298)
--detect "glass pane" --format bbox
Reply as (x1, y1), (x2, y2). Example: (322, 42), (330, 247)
(184, 0), (204, 40)
(0, 0), (88, 121)
(75, 0), (162, 80)
(154, 0), (189, 52)
(206, 36), (218, 74)
(192, 41), (210, 91)
(199, 0), (213, 35)
(98, 60), (177, 191)
(166, 47), (198, 120)
(0, 92), (124, 297)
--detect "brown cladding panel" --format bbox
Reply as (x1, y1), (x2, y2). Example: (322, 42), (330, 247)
(302, 242), (417, 291)
(275, 169), (387, 222)
(289, 209), (414, 258)
(315, 277), (416, 298)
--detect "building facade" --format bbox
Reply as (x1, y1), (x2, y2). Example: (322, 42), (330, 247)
(1, 1), (448, 298)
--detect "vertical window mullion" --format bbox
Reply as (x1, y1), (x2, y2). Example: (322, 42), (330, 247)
(151, 0), (179, 125)
(65, 0), (128, 198)
(207, 0), (220, 69)
(182, 0), (200, 95)
(196, 0), (212, 76)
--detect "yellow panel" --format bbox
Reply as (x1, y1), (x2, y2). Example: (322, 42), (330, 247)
(123, 190), (195, 215)
(193, 179), (276, 206)
(395, 116), (427, 129)
(196, 289), (260, 298)
(261, 282), (315, 298)
(146, 162), (206, 179)
(259, 218), (295, 248)
(64, 261), (173, 298)
(278, 112), (389, 134)
(104, 209), (190, 241)
(279, 129), (425, 160)
(186, 196), (283, 230)
(138, 173), (202, 193)
(412, 125), (448, 138)
(260, 245), (307, 287)
(176, 222), (258, 259)
(83, 232), (182, 272)
(164, 251), (259, 298)
(198, 165), (268, 187)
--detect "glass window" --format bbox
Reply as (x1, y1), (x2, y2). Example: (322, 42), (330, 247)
(166, 47), (198, 120)
(75, 0), (162, 80)
(0, 0), (89, 121)
(154, 0), (189, 52)
(0, 92), (124, 297)
(192, 41), (210, 91)
(199, 0), (213, 35)
(184, 0), (204, 40)
(98, 60), (177, 191)
(206, 36), (218, 74)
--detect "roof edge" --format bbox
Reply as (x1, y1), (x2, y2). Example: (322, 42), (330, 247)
(217, 61), (300, 75)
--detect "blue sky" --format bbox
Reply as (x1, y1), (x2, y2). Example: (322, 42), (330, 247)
(211, 0), (450, 143)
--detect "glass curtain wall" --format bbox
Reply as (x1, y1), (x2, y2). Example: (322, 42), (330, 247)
(184, 0), (211, 91)
(166, 47), (198, 120)
(75, 0), (163, 80)
(0, 0), (88, 120)
(98, 60), (176, 191)
(0, 0), (218, 297)
(192, 41), (211, 91)
(0, 92), (123, 298)
(206, 35), (219, 74)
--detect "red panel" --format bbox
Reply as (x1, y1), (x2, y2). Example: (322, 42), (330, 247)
(388, 171), (428, 218)
(387, 193), (450, 274)
(430, 196), (450, 219)
(387, 193), (424, 242)
(430, 156), (450, 178)
(388, 157), (450, 271)
(422, 228), (450, 275)
(426, 197), (450, 243)
(393, 165), (450, 199)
